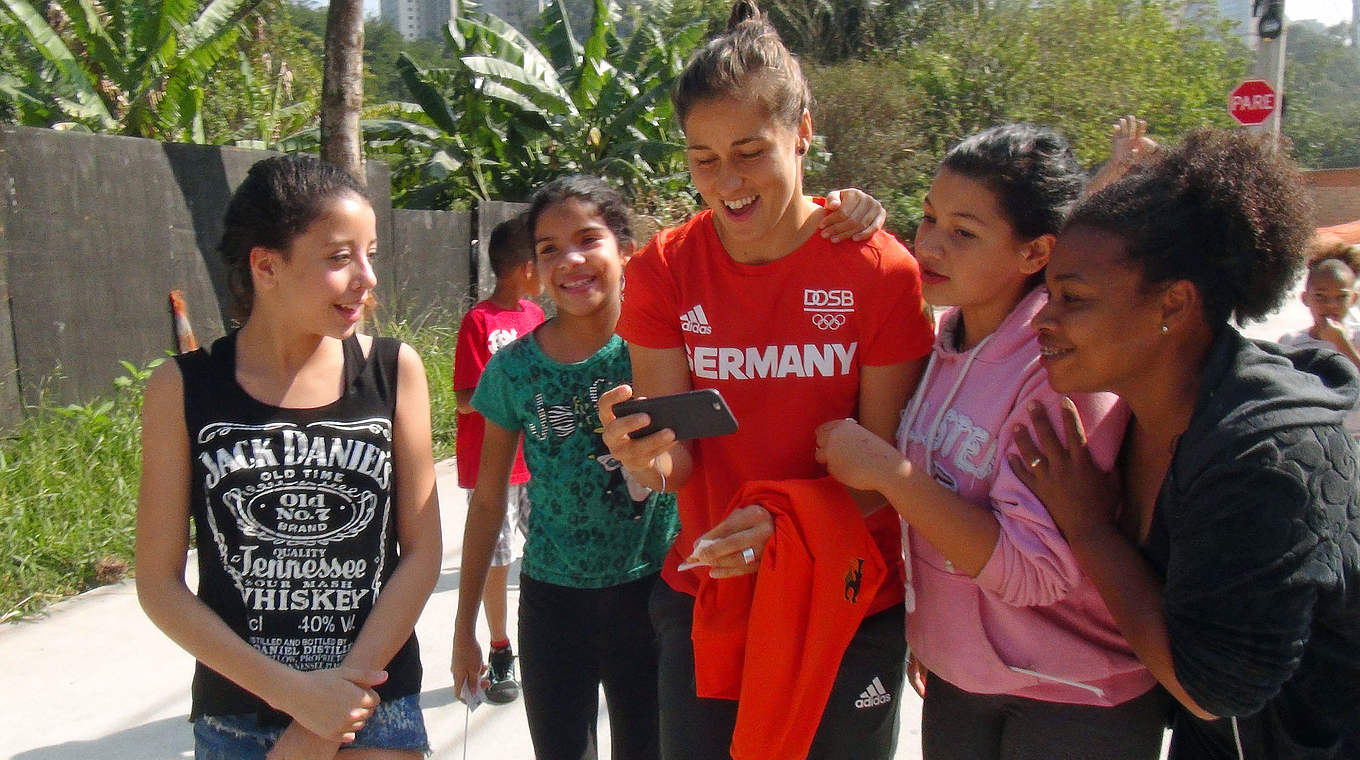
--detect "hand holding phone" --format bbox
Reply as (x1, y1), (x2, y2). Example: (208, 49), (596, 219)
(612, 389), (738, 441)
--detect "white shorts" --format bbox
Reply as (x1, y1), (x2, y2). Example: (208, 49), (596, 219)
(470, 484), (530, 567)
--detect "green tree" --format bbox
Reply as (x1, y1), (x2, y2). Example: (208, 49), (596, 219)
(362, 15), (457, 104)
(285, 3), (459, 106)
(1004, 0), (1244, 164)
(1282, 20), (1360, 169)
(807, 0), (1247, 237)
(646, 0), (729, 38)
(0, 0), (267, 140)
(200, 1), (325, 147)
(764, 0), (950, 64)
(363, 0), (706, 207)
(807, 59), (939, 237)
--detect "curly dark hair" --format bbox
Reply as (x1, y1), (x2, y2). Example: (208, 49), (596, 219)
(942, 123), (1084, 241)
(671, 0), (811, 130)
(1066, 128), (1313, 325)
(218, 155), (368, 322)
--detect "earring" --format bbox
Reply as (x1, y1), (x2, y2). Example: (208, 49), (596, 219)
(1160, 324), (1169, 334)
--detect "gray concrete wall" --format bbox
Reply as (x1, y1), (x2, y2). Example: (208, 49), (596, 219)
(388, 207), (473, 323)
(0, 126), (473, 414)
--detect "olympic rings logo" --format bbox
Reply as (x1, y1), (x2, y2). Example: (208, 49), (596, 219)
(812, 313), (846, 331)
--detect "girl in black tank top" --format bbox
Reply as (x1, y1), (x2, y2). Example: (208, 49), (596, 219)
(134, 155), (442, 760)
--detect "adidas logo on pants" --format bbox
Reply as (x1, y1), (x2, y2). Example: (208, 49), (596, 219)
(855, 676), (892, 709)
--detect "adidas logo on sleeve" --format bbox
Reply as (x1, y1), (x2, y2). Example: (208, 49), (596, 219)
(680, 304), (712, 335)
(854, 676), (893, 709)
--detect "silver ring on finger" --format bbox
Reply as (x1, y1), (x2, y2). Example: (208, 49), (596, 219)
(1028, 456), (1044, 470)
(742, 547), (756, 565)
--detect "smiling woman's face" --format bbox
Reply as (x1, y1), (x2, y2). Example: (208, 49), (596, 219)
(682, 93), (811, 260)
(1032, 225), (1168, 396)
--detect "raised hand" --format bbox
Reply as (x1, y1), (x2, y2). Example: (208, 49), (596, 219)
(1111, 114), (1161, 174)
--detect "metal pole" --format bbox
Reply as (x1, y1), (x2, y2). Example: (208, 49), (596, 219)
(1250, 3), (1287, 150)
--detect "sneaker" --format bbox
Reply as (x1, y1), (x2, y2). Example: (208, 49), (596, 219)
(485, 645), (521, 704)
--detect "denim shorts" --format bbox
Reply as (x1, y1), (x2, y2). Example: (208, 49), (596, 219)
(193, 693), (430, 759)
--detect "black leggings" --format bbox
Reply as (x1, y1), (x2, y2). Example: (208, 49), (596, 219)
(651, 581), (905, 760)
(921, 671), (1170, 760)
(518, 573), (661, 760)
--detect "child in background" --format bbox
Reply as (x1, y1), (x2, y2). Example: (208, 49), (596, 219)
(1277, 250), (1360, 437)
(451, 212), (545, 704)
(451, 175), (680, 759)
(136, 154), (442, 759)
(815, 124), (1164, 759)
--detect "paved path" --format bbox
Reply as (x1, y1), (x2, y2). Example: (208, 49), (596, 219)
(0, 298), (1306, 760)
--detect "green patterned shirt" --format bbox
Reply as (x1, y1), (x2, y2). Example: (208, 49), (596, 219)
(472, 332), (678, 588)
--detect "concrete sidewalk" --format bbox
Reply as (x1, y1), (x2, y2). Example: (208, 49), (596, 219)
(0, 303), (1305, 760)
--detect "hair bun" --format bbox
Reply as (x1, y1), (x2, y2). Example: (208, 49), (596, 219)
(726, 0), (762, 31)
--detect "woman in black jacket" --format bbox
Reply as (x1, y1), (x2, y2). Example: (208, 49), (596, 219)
(1011, 128), (1360, 759)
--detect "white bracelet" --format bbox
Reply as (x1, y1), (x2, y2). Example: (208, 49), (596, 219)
(657, 468), (667, 495)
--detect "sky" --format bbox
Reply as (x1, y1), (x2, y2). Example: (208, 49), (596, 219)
(1289, 0), (1354, 25)
(359, 0), (1354, 26)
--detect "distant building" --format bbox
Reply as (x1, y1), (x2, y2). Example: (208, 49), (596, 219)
(380, 0), (458, 40)
(381, 0), (642, 41)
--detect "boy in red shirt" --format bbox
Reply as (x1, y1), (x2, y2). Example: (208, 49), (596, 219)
(452, 213), (544, 704)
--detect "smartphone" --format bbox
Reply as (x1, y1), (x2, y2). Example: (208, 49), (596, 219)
(613, 388), (738, 441)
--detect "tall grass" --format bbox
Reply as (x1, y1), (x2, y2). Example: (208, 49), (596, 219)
(0, 319), (463, 622)
(381, 315), (461, 459)
(0, 361), (152, 622)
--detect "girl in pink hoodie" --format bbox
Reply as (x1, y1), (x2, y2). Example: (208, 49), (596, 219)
(815, 124), (1164, 759)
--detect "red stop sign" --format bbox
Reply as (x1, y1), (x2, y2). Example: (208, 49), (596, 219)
(1229, 79), (1277, 125)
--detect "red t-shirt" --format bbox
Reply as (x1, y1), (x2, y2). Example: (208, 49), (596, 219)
(616, 207), (934, 614)
(453, 298), (545, 488)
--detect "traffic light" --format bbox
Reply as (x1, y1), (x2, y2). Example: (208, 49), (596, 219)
(1253, 0), (1284, 40)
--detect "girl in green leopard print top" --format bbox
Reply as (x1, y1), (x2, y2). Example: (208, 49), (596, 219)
(450, 175), (678, 758)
